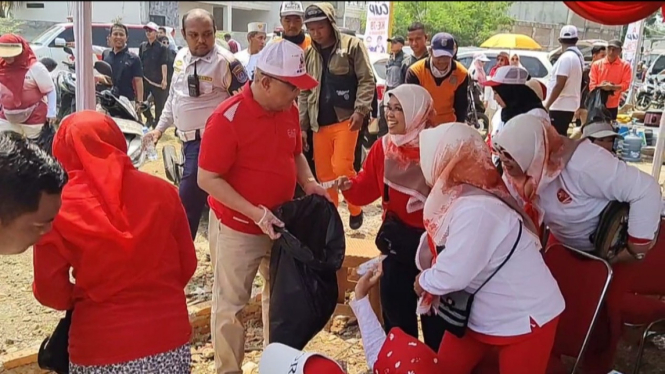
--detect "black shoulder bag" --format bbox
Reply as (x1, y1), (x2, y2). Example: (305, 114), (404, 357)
(37, 309), (72, 374)
(375, 184), (425, 265)
(435, 220), (523, 338)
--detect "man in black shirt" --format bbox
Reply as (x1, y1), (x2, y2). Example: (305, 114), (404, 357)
(400, 22), (429, 85)
(102, 23), (143, 110)
(158, 36), (176, 89)
(139, 22), (169, 128)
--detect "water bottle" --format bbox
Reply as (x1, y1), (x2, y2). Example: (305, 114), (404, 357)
(621, 127), (643, 162)
(142, 126), (158, 162)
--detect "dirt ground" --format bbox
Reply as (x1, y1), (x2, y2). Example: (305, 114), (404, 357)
(1, 132), (665, 373)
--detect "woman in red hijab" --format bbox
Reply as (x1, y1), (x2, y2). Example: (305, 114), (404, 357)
(0, 34), (57, 139)
(32, 111), (197, 373)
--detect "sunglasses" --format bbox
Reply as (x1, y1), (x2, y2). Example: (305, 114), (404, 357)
(491, 144), (514, 160)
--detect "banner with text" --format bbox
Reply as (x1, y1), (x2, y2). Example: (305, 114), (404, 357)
(622, 20), (643, 67)
(363, 1), (390, 54)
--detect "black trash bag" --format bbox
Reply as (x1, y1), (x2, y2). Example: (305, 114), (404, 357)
(269, 194), (345, 350)
(34, 122), (55, 156)
(584, 87), (612, 125)
(38, 309), (72, 374)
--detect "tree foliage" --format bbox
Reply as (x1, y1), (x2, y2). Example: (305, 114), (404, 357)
(391, 1), (514, 46)
(0, 1), (24, 19)
(0, 17), (22, 34)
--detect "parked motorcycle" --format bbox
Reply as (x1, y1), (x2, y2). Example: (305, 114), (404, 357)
(53, 46), (85, 124)
(635, 75), (665, 111)
(466, 81), (489, 136)
(92, 60), (148, 169)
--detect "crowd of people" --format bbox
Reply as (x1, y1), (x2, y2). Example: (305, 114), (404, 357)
(0, 1), (663, 374)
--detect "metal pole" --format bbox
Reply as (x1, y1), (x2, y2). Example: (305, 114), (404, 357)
(650, 107), (665, 180)
(625, 20), (646, 108)
(73, 1), (95, 112)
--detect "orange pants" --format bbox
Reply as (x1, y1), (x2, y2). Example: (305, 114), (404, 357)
(439, 317), (559, 374)
(313, 120), (362, 216)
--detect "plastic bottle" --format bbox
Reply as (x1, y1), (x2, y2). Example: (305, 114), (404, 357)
(621, 126), (643, 162)
(142, 126), (158, 162)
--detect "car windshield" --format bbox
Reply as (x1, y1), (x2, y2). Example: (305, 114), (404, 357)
(461, 54), (549, 78)
(31, 26), (62, 45)
(373, 59), (387, 80)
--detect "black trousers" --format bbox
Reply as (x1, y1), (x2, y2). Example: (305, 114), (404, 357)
(608, 107), (619, 120)
(380, 253), (446, 352)
(549, 110), (575, 136)
(143, 81), (169, 128)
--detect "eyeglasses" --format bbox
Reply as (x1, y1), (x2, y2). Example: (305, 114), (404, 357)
(263, 73), (298, 92)
(382, 105), (403, 113)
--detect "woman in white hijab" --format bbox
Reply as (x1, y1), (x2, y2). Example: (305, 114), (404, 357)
(338, 84), (446, 350)
(414, 123), (563, 374)
(492, 112), (662, 374)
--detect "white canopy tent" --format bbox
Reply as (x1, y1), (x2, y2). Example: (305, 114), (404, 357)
(73, 1), (95, 112)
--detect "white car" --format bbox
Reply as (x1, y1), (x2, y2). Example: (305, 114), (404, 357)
(369, 52), (391, 102)
(456, 49), (554, 84)
(30, 23), (178, 72)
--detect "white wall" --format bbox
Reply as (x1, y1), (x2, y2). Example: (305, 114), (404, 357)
(232, 9), (271, 34)
(13, 2), (144, 24)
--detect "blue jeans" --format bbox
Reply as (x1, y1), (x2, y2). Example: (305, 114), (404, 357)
(179, 139), (208, 239)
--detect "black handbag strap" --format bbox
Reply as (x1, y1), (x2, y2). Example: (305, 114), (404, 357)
(473, 220), (523, 296)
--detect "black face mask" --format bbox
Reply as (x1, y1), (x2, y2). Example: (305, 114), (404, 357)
(283, 31), (306, 46)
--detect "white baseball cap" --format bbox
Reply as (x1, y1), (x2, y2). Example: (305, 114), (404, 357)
(559, 25), (578, 40)
(473, 52), (490, 62)
(280, 1), (305, 17)
(256, 40), (318, 90)
(482, 65), (529, 87)
(259, 343), (345, 374)
(144, 22), (159, 32)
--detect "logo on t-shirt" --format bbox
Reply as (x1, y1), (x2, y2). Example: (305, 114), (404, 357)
(557, 188), (573, 204)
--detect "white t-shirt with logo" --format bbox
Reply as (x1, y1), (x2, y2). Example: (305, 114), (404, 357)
(514, 140), (661, 251)
(547, 49), (583, 112)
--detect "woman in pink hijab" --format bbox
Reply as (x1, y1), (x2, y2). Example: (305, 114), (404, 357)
(414, 123), (563, 374)
(0, 34), (57, 139)
(337, 84), (446, 351)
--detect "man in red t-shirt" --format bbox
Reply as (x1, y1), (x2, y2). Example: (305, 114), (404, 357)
(198, 40), (328, 374)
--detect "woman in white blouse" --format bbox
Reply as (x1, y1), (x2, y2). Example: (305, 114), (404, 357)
(492, 113), (662, 374)
(413, 123), (564, 374)
(492, 113), (661, 259)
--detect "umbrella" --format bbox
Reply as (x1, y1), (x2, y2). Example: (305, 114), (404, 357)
(480, 34), (542, 50)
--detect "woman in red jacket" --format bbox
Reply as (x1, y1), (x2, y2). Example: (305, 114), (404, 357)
(32, 111), (197, 373)
(338, 84), (445, 351)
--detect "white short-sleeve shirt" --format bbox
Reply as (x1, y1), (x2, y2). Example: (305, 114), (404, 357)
(547, 50), (583, 112)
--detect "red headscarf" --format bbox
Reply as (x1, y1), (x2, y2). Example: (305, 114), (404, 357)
(0, 34), (37, 106)
(41, 110), (177, 302)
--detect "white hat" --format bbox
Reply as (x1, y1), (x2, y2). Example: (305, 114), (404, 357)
(559, 25), (579, 40)
(144, 22), (159, 32)
(0, 43), (23, 58)
(582, 121), (623, 140)
(280, 1), (305, 17)
(259, 343), (345, 374)
(256, 40), (318, 90)
(473, 52), (490, 62)
(248, 22), (268, 33)
(482, 65), (529, 87)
